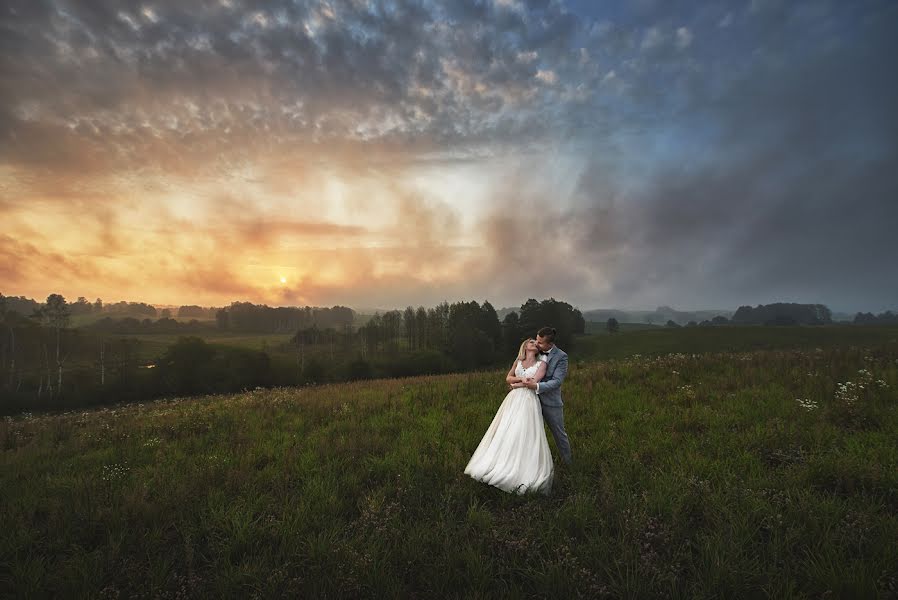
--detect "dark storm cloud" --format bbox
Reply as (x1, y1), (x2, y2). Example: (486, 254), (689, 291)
(474, 0), (898, 312)
(628, 2), (898, 311)
(0, 0), (588, 175)
(2, 0), (896, 311)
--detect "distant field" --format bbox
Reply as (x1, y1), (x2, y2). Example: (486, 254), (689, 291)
(585, 320), (662, 334)
(2, 332), (896, 597)
(575, 324), (898, 362)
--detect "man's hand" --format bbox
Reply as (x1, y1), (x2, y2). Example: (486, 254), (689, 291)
(521, 377), (538, 390)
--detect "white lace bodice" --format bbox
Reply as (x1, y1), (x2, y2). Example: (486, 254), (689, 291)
(515, 359), (542, 378)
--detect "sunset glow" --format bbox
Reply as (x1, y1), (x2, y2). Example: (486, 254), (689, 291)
(2, 0), (896, 311)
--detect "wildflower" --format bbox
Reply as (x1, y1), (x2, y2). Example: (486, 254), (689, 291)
(101, 462), (130, 482)
(795, 398), (818, 411)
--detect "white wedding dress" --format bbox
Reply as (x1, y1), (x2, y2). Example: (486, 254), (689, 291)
(464, 359), (554, 494)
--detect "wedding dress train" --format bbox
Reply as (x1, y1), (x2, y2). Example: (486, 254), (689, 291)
(464, 360), (554, 494)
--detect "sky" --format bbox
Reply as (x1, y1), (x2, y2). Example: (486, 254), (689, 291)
(1, 0), (896, 313)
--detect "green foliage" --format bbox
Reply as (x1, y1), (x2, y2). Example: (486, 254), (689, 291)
(346, 356), (373, 381)
(155, 336), (272, 395)
(732, 302), (832, 325)
(505, 298), (586, 350)
(2, 339), (897, 597)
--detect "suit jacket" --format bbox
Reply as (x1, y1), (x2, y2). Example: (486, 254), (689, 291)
(536, 345), (568, 407)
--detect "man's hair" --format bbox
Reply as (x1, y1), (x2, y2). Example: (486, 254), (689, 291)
(537, 326), (557, 342)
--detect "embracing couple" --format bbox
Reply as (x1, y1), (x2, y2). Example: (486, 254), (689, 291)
(464, 326), (571, 495)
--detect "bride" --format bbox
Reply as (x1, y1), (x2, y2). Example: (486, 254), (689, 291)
(464, 339), (554, 494)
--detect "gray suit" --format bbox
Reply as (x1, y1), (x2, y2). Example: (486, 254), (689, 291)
(536, 345), (572, 464)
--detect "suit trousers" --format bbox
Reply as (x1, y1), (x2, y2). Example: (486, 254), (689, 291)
(540, 403), (572, 464)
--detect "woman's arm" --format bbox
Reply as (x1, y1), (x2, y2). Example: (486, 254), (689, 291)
(522, 361), (548, 386)
(529, 354), (567, 392)
(506, 360), (522, 384)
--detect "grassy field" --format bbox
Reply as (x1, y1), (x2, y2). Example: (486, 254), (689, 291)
(2, 330), (897, 597)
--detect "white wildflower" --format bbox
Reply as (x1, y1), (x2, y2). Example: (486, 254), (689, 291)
(795, 398), (818, 411)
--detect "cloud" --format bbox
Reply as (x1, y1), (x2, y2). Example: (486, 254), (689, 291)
(2, 0), (896, 312)
(534, 69), (558, 85)
(486, 1), (898, 312)
(675, 27), (692, 49)
(0, 0), (592, 177)
(640, 26), (665, 51)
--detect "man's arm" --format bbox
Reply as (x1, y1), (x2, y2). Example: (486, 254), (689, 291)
(534, 353), (568, 393)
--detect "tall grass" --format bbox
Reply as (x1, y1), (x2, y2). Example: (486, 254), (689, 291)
(2, 340), (897, 598)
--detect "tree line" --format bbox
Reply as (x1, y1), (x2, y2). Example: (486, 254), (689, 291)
(0, 293), (221, 320)
(0, 294), (584, 414)
(731, 303), (833, 325)
(215, 302), (355, 332)
(853, 310), (898, 325)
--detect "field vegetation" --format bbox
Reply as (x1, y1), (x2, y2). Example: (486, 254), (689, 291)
(2, 328), (897, 597)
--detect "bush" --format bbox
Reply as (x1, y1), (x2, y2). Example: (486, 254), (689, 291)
(383, 350), (451, 377)
(346, 356), (373, 381)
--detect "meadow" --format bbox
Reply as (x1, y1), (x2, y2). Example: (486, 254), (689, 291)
(2, 328), (897, 598)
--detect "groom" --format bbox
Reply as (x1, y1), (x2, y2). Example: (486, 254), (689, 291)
(522, 326), (572, 465)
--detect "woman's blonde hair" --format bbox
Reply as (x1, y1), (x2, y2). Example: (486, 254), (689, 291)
(517, 338), (536, 361)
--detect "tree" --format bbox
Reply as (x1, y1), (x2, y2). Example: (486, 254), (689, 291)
(346, 355), (372, 381)
(215, 308), (229, 330)
(502, 311), (522, 353)
(71, 296), (92, 315)
(161, 308), (172, 319)
(0, 296), (16, 390)
(415, 307), (428, 349)
(403, 306), (416, 350)
(606, 317), (619, 334)
(30, 294), (71, 396)
(516, 298), (584, 349)
(382, 311), (402, 353)
(155, 336), (216, 394)
(479, 301), (503, 349)
(427, 303), (450, 351)
(732, 303), (833, 325)
(666, 320), (681, 328)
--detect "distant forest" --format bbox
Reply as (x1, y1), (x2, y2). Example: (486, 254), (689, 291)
(2, 291), (895, 414)
(0, 293), (584, 413)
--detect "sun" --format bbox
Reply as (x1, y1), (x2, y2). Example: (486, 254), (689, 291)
(279, 276), (287, 284)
